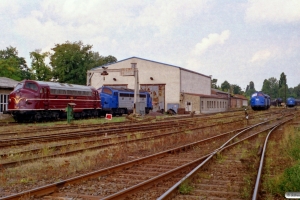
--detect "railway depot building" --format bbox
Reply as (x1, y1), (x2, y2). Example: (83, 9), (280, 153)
(0, 77), (18, 114)
(87, 57), (245, 114)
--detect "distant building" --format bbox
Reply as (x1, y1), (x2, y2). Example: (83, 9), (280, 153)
(0, 77), (18, 113)
(232, 94), (248, 108)
(88, 57), (244, 114)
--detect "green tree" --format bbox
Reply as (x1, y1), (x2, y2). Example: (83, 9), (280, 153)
(278, 72), (287, 101)
(231, 84), (242, 94)
(50, 41), (94, 84)
(292, 84), (300, 98)
(249, 81), (255, 90)
(279, 72), (287, 89)
(262, 79), (271, 96)
(90, 53), (117, 69)
(211, 78), (218, 89)
(0, 46), (31, 80)
(0, 58), (22, 80)
(221, 80), (230, 92)
(268, 77), (279, 98)
(50, 41), (117, 85)
(261, 78), (279, 99)
(30, 50), (52, 81)
(245, 81), (256, 98)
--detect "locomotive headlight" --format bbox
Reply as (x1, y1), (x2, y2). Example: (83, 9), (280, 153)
(25, 99), (32, 104)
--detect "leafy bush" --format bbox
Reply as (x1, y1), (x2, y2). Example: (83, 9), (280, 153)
(277, 162), (300, 194)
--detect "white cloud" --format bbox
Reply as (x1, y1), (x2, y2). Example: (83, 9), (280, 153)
(245, 0), (300, 23)
(193, 30), (231, 55)
(138, 0), (208, 35)
(250, 50), (271, 62)
(0, 1), (21, 14)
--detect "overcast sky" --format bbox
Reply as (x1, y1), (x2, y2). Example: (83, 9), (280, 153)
(1, 0), (300, 90)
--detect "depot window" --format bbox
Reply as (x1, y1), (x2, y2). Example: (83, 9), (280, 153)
(0, 94), (8, 113)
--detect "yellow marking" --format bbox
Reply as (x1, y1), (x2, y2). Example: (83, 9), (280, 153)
(10, 96), (26, 104)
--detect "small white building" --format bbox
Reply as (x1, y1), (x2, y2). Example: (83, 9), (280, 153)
(87, 57), (221, 114)
(0, 77), (18, 114)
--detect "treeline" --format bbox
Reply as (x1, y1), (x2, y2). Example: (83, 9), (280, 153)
(1, 42), (300, 100)
(0, 41), (117, 85)
(212, 72), (300, 100)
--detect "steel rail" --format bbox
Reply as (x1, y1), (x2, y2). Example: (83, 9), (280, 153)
(97, 116), (291, 200)
(0, 115), (249, 147)
(0, 108), (279, 136)
(0, 122), (265, 200)
(252, 114), (296, 200)
(157, 116), (293, 200)
(0, 111), (294, 199)
(1, 124), (247, 168)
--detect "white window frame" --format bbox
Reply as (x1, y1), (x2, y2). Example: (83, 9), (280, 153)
(0, 94), (8, 113)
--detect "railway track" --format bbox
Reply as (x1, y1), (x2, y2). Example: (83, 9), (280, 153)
(0, 115), (247, 147)
(0, 108), (285, 141)
(0, 108), (281, 137)
(0, 110), (286, 167)
(0, 110), (296, 199)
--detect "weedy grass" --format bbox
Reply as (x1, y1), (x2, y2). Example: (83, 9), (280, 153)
(179, 180), (194, 195)
(263, 124), (300, 197)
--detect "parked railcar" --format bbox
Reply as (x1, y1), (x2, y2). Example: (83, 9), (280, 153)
(250, 91), (271, 110)
(5, 80), (101, 122)
(98, 86), (152, 116)
(271, 98), (283, 107)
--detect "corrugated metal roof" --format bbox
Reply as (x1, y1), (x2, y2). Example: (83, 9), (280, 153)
(0, 77), (19, 89)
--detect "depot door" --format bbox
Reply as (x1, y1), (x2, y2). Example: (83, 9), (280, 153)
(140, 84), (165, 112)
(186, 101), (192, 112)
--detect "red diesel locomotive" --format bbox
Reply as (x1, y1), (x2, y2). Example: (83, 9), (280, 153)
(6, 80), (101, 122)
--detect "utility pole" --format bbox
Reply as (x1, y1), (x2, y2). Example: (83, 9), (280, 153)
(285, 75), (287, 105)
(132, 63), (139, 114)
(86, 63), (140, 115)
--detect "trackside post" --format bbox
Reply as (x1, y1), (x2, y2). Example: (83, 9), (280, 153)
(66, 103), (76, 124)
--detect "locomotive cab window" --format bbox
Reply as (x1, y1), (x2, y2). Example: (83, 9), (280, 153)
(102, 88), (113, 95)
(25, 82), (38, 91)
(13, 83), (23, 92)
(251, 93), (258, 97)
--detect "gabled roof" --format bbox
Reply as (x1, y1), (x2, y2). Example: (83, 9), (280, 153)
(211, 88), (229, 94)
(0, 77), (19, 89)
(90, 56), (211, 78)
(233, 94), (248, 100)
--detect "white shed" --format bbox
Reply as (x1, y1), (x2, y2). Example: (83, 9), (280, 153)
(87, 57), (211, 113)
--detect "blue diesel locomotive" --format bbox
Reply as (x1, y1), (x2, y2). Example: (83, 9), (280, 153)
(286, 97), (298, 107)
(98, 86), (152, 116)
(250, 91), (271, 110)
(286, 97), (300, 107)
